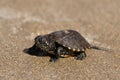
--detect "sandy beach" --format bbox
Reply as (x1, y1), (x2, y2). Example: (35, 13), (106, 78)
(0, 0), (120, 80)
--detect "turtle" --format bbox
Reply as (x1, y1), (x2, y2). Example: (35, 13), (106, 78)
(26, 30), (107, 62)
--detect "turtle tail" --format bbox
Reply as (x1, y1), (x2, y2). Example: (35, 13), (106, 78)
(90, 45), (109, 51)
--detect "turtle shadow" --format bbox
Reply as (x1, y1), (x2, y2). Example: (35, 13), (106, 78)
(23, 44), (49, 57)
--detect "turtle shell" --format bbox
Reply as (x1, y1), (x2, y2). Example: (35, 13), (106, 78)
(47, 30), (91, 52)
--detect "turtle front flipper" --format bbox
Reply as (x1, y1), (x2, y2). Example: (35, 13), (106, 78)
(49, 46), (68, 62)
(75, 51), (86, 60)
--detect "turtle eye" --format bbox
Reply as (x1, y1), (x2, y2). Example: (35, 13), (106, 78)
(45, 41), (49, 46)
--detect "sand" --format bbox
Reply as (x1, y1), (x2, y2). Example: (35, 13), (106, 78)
(0, 0), (120, 80)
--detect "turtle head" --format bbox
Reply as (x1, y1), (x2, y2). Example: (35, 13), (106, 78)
(34, 35), (56, 52)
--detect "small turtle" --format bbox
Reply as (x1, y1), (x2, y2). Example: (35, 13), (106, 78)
(27, 30), (107, 62)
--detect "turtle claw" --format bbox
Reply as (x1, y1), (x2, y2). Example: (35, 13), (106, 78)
(49, 54), (59, 62)
(49, 58), (58, 62)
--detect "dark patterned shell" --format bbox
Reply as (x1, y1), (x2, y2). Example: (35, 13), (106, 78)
(47, 30), (68, 40)
(47, 30), (91, 51)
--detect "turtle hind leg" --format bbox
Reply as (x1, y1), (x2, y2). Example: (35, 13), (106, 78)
(75, 51), (86, 60)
